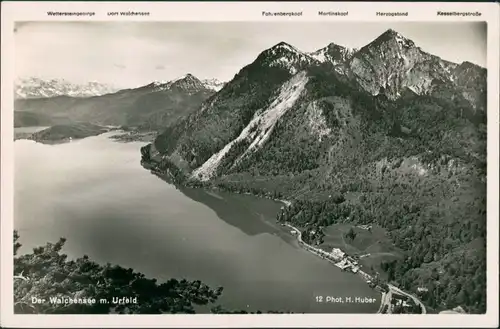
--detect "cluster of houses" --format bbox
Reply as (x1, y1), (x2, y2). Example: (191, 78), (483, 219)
(379, 293), (416, 313)
(314, 246), (361, 273)
(392, 293), (413, 308)
(332, 249), (360, 273)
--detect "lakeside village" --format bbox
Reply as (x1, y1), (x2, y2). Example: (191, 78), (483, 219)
(283, 223), (425, 314)
(287, 226), (363, 274)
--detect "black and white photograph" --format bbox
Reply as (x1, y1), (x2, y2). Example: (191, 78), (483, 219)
(7, 19), (491, 318)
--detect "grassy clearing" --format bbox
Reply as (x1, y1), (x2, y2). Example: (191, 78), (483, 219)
(319, 223), (403, 277)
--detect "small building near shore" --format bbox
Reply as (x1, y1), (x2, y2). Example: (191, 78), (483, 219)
(335, 259), (351, 270)
(331, 248), (345, 259)
(395, 299), (411, 308)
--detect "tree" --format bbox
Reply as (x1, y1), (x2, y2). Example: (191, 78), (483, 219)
(13, 231), (223, 314)
(345, 227), (357, 241)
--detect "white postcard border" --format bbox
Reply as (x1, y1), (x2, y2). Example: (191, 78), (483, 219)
(1, 1), (499, 328)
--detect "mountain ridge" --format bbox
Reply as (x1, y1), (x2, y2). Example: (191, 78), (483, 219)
(149, 28), (486, 172)
(14, 74), (217, 129)
(242, 30), (486, 103)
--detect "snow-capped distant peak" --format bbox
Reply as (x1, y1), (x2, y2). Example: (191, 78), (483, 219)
(15, 77), (118, 99)
(150, 80), (169, 87)
(148, 75), (225, 92)
(201, 78), (225, 92)
(146, 74), (215, 94)
(150, 74), (194, 87)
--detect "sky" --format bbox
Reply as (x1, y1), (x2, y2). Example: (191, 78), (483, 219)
(14, 22), (487, 89)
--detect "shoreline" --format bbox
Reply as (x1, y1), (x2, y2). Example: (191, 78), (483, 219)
(282, 222), (426, 314)
(282, 223), (384, 314)
(14, 124), (119, 144)
(140, 144), (426, 314)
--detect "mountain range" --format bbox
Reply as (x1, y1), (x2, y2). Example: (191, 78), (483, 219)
(14, 74), (220, 129)
(15, 76), (225, 100)
(149, 28), (486, 175)
(15, 77), (119, 99)
(142, 29), (487, 313)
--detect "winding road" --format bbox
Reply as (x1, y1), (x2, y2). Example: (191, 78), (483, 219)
(388, 284), (427, 314)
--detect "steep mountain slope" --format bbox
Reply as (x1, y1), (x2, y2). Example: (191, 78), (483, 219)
(143, 29), (487, 313)
(15, 77), (118, 99)
(14, 74), (215, 129)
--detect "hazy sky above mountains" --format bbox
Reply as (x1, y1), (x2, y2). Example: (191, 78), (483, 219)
(15, 22), (486, 88)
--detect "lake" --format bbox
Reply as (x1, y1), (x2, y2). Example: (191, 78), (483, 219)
(14, 130), (380, 313)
